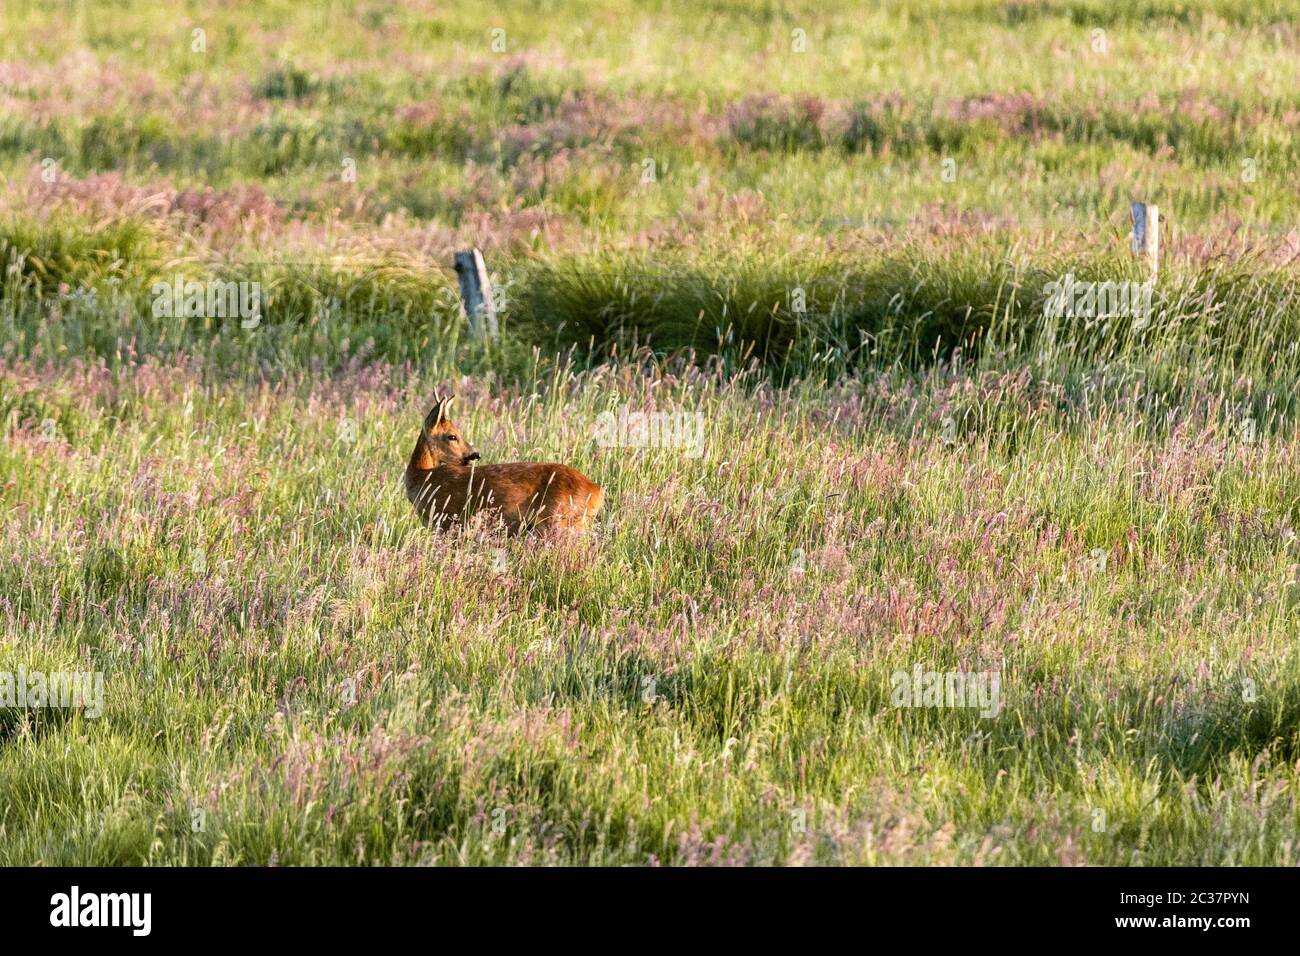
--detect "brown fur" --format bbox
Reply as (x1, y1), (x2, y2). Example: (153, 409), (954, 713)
(404, 395), (604, 535)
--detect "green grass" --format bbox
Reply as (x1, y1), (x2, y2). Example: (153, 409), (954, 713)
(1, 0), (1298, 865)
(3, 346), (1300, 865)
(2, 0), (1298, 233)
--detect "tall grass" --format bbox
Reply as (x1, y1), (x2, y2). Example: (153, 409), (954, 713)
(2, 0), (1299, 866)
(3, 338), (1300, 864)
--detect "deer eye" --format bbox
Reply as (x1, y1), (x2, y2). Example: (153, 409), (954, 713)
(443, 434), (458, 443)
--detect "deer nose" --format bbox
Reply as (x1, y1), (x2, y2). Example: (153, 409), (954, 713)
(463, 451), (481, 463)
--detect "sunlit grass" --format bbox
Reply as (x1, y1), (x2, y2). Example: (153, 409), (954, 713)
(2, 338), (1299, 864)
(1, 0), (1298, 865)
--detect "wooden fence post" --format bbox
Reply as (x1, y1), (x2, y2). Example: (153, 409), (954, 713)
(454, 248), (498, 339)
(1130, 202), (1159, 280)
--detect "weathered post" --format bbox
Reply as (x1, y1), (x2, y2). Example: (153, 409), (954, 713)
(453, 248), (498, 339)
(1130, 202), (1159, 280)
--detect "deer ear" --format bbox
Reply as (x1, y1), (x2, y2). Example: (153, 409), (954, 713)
(425, 394), (447, 429)
(434, 394), (458, 424)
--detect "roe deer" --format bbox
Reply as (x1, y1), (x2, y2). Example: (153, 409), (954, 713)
(404, 394), (604, 535)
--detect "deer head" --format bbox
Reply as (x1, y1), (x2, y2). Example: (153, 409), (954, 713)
(419, 394), (480, 467)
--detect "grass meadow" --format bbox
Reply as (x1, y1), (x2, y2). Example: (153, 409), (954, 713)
(1, 0), (1299, 865)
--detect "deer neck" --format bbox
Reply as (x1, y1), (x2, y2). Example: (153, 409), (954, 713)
(407, 433), (436, 474)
